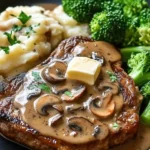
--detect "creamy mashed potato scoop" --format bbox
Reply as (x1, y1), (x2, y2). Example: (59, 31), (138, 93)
(52, 5), (90, 38)
(0, 6), (63, 77)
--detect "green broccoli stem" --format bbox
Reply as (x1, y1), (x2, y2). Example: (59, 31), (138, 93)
(141, 101), (150, 126)
(120, 46), (150, 62)
(129, 71), (150, 87)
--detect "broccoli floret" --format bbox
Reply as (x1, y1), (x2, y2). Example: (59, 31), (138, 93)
(141, 81), (150, 108)
(139, 8), (150, 25)
(123, 17), (140, 47)
(140, 81), (150, 114)
(62, 0), (102, 23)
(114, 0), (148, 18)
(101, 1), (124, 12)
(90, 10), (126, 46)
(128, 51), (150, 86)
(113, 0), (149, 47)
(123, 0), (148, 18)
(123, 8), (150, 47)
(137, 8), (150, 46)
(120, 46), (150, 62)
(141, 102), (150, 126)
(140, 81), (150, 126)
(141, 81), (150, 98)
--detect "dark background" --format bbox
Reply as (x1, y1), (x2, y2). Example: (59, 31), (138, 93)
(0, 0), (60, 11)
(0, 0), (150, 149)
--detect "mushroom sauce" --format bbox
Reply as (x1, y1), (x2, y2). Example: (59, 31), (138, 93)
(14, 40), (143, 145)
(112, 123), (150, 150)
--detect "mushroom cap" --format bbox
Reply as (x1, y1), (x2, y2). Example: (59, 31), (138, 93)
(42, 61), (67, 84)
(67, 117), (109, 143)
(52, 81), (86, 102)
(48, 113), (63, 126)
(61, 85), (86, 102)
(34, 94), (62, 116)
(90, 94), (115, 118)
(66, 104), (84, 113)
(27, 88), (42, 100)
(98, 81), (119, 95)
(91, 52), (104, 65)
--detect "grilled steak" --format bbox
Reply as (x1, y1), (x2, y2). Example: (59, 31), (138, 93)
(0, 36), (142, 150)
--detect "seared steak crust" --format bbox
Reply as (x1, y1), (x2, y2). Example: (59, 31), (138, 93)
(0, 36), (140, 150)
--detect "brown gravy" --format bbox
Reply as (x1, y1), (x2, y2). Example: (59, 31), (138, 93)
(14, 41), (124, 144)
(14, 3), (150, 149)
(112, 123), (150, 150)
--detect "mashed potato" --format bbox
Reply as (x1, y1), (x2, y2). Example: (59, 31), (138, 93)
(0, 6), (63, 77)
(52, 5), (90, 38)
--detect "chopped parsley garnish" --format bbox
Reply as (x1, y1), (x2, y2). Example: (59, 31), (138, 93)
(26, 25), (36, 35)
(27, 83), (38, 90)
(18, 11), (31, 24)
(64, 91), (73, 97)
(34, 23), (40, 27)
(0, 46), (9, 54)
(31, 71), (51, 93)
(27, 83), (50, 93)
(112, 123), (120, 129)
(106, 71), (117, 82)
(4, 31), (21, 45)
(38, 83), (51, 93)
(11, 12), (31, 25)
(32, 71), (42, 82)
(12, 25), (23, 32)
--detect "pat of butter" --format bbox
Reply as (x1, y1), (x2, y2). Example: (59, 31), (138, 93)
(66, 57), (101, 85)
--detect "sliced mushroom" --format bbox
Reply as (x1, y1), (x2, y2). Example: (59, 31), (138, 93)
(92, 125), (101, 137)
(52, 85), (68, 95)
(42, 61), (67, 83)
(27, 88), (42, 100)
(72, 44), (92, 57)
(34, 94), (62, 115)
(52, 81), (86, 102)
(61, 85), (86, 102)
(66, 104), (84, 113)
(98, 81), (119, 95)
(67, 117), (108, 143)
(53, 105), (64, 113)
(48, 113), (63, 126)
(90, 94), (115, 118)
(92, 52), (104, 65)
